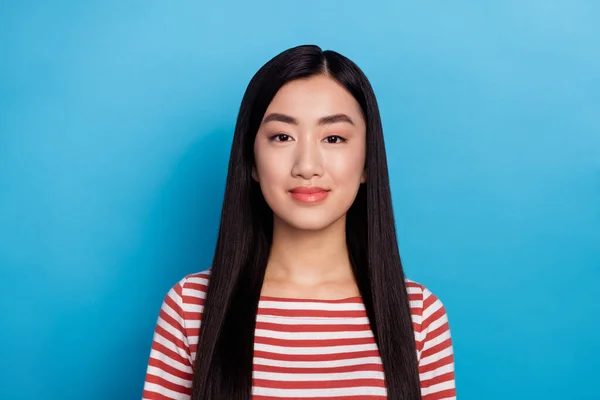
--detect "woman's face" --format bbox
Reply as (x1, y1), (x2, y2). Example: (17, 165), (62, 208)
(253, 74), (367, 231)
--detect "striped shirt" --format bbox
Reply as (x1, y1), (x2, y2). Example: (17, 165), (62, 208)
(143, 271), (456, 399)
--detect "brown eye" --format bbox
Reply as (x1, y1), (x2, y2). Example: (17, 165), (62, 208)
(270, 134), (292, 142)
(324, 135), (346, 144)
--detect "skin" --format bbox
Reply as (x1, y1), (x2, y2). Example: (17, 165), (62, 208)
(252, 74), (367, 300)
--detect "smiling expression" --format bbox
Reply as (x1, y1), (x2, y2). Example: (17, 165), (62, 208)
(252, 74), (367, 231)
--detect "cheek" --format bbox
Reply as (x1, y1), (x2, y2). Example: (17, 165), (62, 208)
(255, 148), (289, 193)
(254, 142), (273, 180)
(327, 150), (365, 184)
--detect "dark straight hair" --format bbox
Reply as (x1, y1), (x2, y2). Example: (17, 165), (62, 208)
(191, 45), (422, 400)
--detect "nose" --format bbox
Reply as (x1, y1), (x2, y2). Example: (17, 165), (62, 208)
(291, 137), (324, 180)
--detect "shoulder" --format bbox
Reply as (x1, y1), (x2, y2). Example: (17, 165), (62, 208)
(164, 269), (211, 311)
(167, 272), (450, 325)
(179, 269), (211, 292)
(405, 278), (452, 361)
(404, 278), (450, 330)
(405, 278), (446, 306)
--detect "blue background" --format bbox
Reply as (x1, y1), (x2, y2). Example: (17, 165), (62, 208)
(1, 1), (598, 399)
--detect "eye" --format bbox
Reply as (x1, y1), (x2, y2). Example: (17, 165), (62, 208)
(269, 133), (293, 142)
(323, 135), (347, 144)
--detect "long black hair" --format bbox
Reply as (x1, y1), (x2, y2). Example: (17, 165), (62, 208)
(191, 45), (422, 400)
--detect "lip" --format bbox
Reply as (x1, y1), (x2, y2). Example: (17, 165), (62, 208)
(289, 186), (329, 204)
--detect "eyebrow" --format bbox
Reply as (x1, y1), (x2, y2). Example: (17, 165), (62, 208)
(261, 113), (355, 126)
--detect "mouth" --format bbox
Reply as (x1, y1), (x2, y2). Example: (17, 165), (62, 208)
(288, 186), (330, 204)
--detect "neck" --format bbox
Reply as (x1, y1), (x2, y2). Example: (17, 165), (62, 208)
(264, 215), (354, 287)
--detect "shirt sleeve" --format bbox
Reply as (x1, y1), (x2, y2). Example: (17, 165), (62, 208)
(418, 288), (456, 400)
(142, 279), (194, 400)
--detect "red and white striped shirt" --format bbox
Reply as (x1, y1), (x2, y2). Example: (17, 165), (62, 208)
(143, 271), (456, 399)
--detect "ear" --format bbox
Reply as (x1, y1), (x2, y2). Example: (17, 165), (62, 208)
(360, 169), (367, 183)
(251, 166), (259, 182)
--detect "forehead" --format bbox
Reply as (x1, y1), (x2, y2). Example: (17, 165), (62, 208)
(265, 75), (365, 125)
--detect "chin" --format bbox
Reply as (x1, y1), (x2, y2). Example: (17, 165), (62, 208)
(276, 210), (346, 232)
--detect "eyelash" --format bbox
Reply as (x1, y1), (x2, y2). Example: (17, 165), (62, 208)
(324, 135), (347, 144)
(268, 134), (347, 144)
(269, 133), (293, 142)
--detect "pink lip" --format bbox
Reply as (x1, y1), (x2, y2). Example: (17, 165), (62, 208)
(289, 187), (329, 203)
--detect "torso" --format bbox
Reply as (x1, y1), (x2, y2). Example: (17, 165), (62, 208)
(183, 271), (427, 399)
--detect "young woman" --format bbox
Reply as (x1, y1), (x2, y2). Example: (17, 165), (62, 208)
(142, 45), (456, 400)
